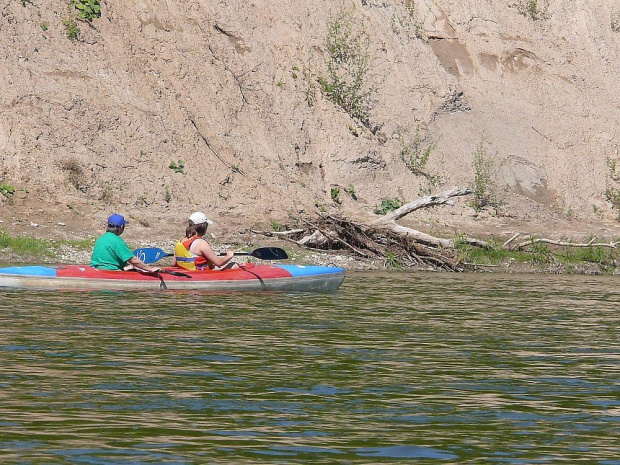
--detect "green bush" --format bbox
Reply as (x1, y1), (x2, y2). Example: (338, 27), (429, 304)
(471, 139), (501, 212)
(319, 9), (376, 126)
(169, 160), (185, 174)
(71, 0), (101, 22)
(400, 127), (437, 175)
(374, 198), (402, 215)
(344, 183), (357, 200)
(63, 18), (80, 41)
(0, 183), (15, 198)
(331, 187), (341, 204)
(518, 0), (548, 20)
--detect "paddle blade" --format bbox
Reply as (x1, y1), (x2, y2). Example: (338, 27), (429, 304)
(161, 269), (192, 278)
(133, 247), (173, 264)
(248, 247), (288, 260)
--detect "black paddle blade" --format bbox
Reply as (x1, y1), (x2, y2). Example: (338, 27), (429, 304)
(161, 270), (193, 278)
(249, 247), (288, 260)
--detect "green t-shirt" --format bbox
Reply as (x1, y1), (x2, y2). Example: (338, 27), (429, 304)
(90, 232), (135, 270)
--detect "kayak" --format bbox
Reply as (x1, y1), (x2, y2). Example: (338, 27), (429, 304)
(0, 263), (345, 292)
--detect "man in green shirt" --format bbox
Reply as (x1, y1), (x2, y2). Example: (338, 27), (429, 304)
(91, 214), (160, 273)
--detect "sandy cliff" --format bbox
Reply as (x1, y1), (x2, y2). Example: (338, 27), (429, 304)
(1, 0), (619, 246)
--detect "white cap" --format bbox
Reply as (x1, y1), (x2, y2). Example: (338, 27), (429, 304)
(189, 211), (213, 225)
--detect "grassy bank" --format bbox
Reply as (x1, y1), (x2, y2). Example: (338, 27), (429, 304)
(0, 229), (93, 263)
(454, 237), (619, 274)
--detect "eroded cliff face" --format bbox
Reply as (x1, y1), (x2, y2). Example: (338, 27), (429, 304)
(0, 0), (619, 243)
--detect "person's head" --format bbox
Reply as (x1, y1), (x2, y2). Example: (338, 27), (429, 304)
(106, 213), (127, 236)
(186, 211), (213, 238)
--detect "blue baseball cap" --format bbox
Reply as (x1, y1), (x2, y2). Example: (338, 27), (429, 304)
(107, 213), (128, 227)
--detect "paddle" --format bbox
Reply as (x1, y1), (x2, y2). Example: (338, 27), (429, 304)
(159, 269), (192, 278)
(133, 247), (173, 264)
(131, 268), (192, 279)
(133, 246), (288, 264)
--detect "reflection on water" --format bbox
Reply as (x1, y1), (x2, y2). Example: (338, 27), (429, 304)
(0, 272), (618, 462)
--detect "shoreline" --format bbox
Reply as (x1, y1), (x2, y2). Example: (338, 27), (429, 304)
(1, 236), (618, 276)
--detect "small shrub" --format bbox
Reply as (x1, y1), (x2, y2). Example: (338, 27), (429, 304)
(302, 65), (317, 107)
(391, 0), (423, 38)
(169, 160), (185, 174)
(319, 8), (377, 126)
(331, 187), (341, 204)
(0, 183), (15, 197)
(63, 18), (80, 41)
(164, 186), (172, 203)
(518, 0), (548, 20)
(270, 221), (283, 232)
(71, 0), (101, 22)
(314, 202), (327, 212)
(400, 127), (437, 175)
(374, 198), (402, 215)
(529, 239), (553, 264)
(471, 139), (500, 212)
(40, 23), (49, 31)
(344, 183), (357, 200)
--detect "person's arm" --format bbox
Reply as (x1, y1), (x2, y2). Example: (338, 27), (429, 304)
(127, 256), (161, 273)
(195, 239), (234, 268)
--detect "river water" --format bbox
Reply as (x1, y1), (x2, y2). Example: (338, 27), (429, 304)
(0, 271), (618, 463)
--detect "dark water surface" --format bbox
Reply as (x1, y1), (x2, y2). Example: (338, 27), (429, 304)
(0, 272), (618, 463)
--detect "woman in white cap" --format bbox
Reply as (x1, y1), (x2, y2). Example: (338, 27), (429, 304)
(172, 212), (236, 270)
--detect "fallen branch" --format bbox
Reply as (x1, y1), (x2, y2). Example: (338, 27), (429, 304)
(371, 187), (487, 248)
(515, 237), (618, 249)
(503, 232), (521, 248)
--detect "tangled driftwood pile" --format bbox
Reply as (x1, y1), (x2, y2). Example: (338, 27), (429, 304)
(253, 187), (486, 271)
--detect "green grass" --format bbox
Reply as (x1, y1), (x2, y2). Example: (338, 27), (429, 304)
(63, 18), (80, 41)
(0, 229), (92, 261)
(455, 237), (618, 270)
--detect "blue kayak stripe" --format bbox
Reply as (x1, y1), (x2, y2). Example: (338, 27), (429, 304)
(0, 266), (57, 277)
(276, 265), (344, 277)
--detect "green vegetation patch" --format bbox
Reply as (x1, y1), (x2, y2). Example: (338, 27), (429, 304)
(455, 235), (618, 271)
(374, 198), (402, 215)
(71, 0), (101, 21)
(0, 229), (93, 262)
(319, 8), (377, 127)
(63, 18), (80, 41)
(471, 138), (501, 213)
